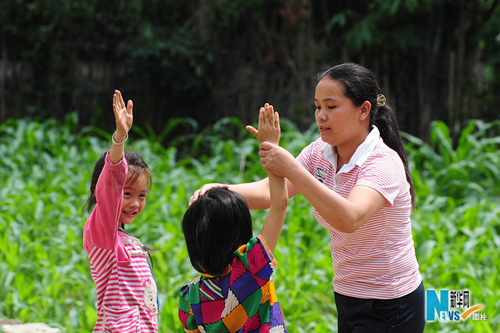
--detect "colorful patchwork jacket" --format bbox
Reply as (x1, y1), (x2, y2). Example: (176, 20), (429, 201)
(179, 235), (287, 333)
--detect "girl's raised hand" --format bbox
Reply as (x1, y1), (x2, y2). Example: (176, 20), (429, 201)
(113, 90), (133, 139)
(246, 103), (280, 145)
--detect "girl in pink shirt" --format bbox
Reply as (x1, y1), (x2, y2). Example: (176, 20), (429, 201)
(83, 90), (159, 333)
(190, 63), (424, 333)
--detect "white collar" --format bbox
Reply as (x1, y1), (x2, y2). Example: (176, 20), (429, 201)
(321, 126), (380, 174)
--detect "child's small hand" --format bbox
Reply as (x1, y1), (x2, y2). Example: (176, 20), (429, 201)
(246, 103), (280, 145)
(113, 90), (133, 139)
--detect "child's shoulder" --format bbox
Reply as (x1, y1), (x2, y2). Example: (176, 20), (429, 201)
(183, 275), (202, 289)
(179, 275), (201, 297)
(232, 235), (275, 260)
(248, 235), (272, 256)
(233, 235), (277, 275)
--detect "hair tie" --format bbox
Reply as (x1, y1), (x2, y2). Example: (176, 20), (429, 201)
(377, 94), (386, 107)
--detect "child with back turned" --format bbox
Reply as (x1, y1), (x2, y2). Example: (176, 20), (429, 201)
(178, 104), (288, 333)
(83, 90), (159, 332)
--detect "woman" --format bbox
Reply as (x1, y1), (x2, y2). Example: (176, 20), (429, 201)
(190, 63), (425, 333)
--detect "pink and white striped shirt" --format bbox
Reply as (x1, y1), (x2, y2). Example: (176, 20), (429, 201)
(296, 127), (422, 299)
(83, 152), (159, 332)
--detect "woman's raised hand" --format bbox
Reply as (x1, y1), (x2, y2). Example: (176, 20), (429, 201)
(246, 103), (280, 145)
(113, 90), (133, 140)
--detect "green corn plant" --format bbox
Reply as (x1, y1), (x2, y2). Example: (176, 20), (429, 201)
(1, 116), (499, 332)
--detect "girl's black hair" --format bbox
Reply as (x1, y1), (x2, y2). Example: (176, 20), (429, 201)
(182, 187), (253, 276)
(85, 150), (156, 264)
(318, 63), (415, 207)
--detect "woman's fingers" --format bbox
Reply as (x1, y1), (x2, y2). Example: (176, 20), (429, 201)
(258, 143), (294, 177)
(259, 141), (274, 150)
(189, 190), (201, 206)
(189, 184), (229, 205)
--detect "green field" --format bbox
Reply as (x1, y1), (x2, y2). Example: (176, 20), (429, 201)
(0, 115), (499, 332)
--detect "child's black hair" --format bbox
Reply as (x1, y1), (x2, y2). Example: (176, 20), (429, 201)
(182, 187), (253, 276)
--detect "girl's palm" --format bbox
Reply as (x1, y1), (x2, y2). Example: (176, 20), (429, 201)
(113, 90), (133, 135)
(246, 103), (280, 145)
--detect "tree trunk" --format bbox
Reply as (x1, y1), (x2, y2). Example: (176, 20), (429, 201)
(0, 32), (5, 123)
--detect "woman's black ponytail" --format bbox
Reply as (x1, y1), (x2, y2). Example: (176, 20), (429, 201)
(372, 104), (415, 208)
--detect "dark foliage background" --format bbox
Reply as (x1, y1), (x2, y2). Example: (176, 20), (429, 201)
(1, 0), (499, 143)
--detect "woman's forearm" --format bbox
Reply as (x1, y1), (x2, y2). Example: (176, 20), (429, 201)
(229, 178), (299, 210)
(284, 161), (384, 233)
(228, 179), (271, 210)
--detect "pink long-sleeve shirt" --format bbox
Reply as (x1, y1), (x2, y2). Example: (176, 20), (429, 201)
(83, 152), (158, 332)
